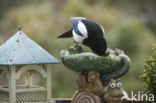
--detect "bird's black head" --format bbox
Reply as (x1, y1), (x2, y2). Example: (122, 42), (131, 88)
(93, 47), (107, 56)
(90, 38), (107, 56)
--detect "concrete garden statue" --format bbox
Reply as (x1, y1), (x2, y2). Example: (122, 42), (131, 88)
(59, 17), (131, 103)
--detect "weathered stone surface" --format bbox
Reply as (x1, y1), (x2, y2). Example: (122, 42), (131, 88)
(76, 71), (106, 96)
(72, 91), (101, 103)
(60, 46), (131, 81)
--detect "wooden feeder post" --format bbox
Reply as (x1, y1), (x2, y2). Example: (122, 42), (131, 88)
(9, 66), (16, 103)
(0, 30), (59, 103)
(47, 65), (52, 101)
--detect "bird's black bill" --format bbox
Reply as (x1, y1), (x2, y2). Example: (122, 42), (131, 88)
(57, 29), (73, 38)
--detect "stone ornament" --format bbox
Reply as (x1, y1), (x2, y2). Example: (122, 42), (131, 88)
(60, 46), (131, 103)
(104, 79), (130, 103)
(60, 46), (130, 85)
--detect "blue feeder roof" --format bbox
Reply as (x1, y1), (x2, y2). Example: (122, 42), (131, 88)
(0, 31), (59, 66)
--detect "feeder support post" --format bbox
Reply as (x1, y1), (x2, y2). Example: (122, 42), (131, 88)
(9, 66), (16, 103)
(25, 70), (32, 87)
(46, 64), (52, 102)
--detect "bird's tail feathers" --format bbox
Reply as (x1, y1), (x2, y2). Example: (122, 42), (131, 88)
(58, 29), (73, 38)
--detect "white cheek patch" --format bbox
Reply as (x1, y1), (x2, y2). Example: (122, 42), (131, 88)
(78, 21), (88, 38)
(73, 30), (87, 44)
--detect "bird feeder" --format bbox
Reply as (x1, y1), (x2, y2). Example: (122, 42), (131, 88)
(0, 30), (59, 103)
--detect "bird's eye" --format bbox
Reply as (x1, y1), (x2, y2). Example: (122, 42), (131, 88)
(117, 82), (122, 88)
(111, 83), (116, 88)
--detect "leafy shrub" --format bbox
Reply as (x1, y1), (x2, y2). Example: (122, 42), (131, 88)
(141, 45), (156, 103)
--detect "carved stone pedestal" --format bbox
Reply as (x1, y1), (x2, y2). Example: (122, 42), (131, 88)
(60, 46), (131, 103)
(72, 91), (101, 103)
(72, 71), (105, 103)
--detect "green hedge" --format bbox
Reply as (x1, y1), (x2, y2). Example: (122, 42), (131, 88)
(141, 45), (156, 103)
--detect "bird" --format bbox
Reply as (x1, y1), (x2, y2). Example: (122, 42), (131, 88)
(58, 17), (107, 56)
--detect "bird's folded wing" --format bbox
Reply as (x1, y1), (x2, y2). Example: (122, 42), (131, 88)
(71, 17), (86, 28)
